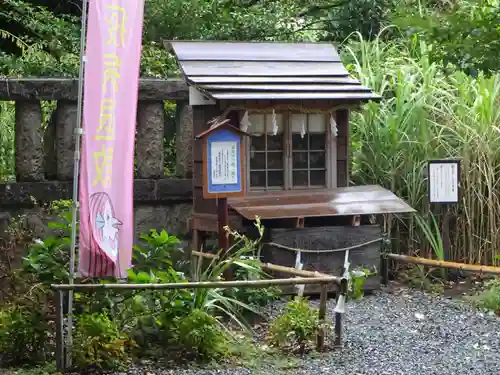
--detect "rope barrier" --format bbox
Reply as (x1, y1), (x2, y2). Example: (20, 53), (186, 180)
(263, 237), (384, 254)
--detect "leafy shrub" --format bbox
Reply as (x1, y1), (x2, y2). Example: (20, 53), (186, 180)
(349, 267), (376, 300)
(22, 207), (72, 285)
(269, 297), (319, 353)
(72, 312), (132, 371)
(133, 229), (183, 273)
(22, 236), (70, 285)
(173, 309), (229, 360)
(0, 304), (49, 366)
(476, 279), (500, 315)
(225, 267), (280, 311)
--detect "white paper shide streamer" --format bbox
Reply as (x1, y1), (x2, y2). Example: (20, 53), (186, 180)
(330, 113), (338, 136)
(272, 109), (278, 135)
(300, 120), (306, 138)
(240, 110), (250, 132)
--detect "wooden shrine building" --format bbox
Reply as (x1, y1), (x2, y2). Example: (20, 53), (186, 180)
(166, 40), (415, 289)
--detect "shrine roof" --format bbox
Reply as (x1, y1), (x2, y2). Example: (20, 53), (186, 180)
(165, 40), (381, 102)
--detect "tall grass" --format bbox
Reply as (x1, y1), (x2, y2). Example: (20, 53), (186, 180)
(343, 30), (500, 265)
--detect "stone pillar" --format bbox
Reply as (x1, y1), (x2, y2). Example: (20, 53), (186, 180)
(175, 101), (193, 178)
(136, 101), (165, 178)
(55, 100), (77, 180)
(15, 101), (44, 181)
(44, 110), (57, 180)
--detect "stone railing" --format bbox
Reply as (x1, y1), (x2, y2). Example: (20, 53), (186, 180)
(0, 78), (192, 182)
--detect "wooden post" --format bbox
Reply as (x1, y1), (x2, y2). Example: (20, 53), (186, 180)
(55, 290), (65, 371)
(334, 278), (348, 348)
(195, 119), (248, 282)
(317, 283), (328, 351)
(441, 205), (451, 280)
(191, 229), (200, 281)
(218, 197), (232, 280)
(334, 311), (342, 347)
(381, 253), (389, 286)
(218, 198), (229, 253)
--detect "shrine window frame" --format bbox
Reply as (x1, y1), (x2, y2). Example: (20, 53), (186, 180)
(244, 111), (337, 192)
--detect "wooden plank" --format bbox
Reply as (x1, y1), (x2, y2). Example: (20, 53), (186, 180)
(180, 61), (349, 77)
(337, 160), (347, 187)
(336, 109), (349, 185)
(336, 136), (347, 161)
(211, 92), (380, 100)
(167, 41), (341, 62)
(190, 76), (360, 84)
(202, 84), (371, 92)
(336, 109), (349, 137)
(193, 161), (203, 188)
(194, 187), (217, 214)
(190, 213), (243, 232)
(192, 105), (222, 217)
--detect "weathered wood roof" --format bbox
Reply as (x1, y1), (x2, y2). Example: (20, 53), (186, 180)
(228, 185), (415, 220)
(165, 40), (381, 102)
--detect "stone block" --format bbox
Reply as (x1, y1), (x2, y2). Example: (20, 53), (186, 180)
(55, 100), (78, 180)
(0, 178), (192, 207)
(44, 110), (57, 180)
(0, 78), (188, 101)
(156, 178), (192, 201)
(15, 101), (44, 181)
(136, 101), (165, 178)
(175, 102), (193, 178)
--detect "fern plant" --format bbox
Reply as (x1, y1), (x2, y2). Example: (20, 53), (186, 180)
(0, 29), (29, 53)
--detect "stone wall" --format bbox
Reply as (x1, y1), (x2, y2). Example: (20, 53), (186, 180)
(0, 178), (193, 238)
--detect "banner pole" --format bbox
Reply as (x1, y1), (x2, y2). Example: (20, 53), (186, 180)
(67, 0), (89, 367)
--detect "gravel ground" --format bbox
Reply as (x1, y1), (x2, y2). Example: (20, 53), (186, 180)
(122, 287), (500, 375)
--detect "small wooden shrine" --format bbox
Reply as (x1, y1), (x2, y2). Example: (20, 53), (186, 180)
(166, 40), (415, 291)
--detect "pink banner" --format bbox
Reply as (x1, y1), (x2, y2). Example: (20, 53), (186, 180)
(79, 0), (145, 278)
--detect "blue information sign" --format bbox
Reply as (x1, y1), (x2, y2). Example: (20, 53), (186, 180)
(206, 128), (243, 195)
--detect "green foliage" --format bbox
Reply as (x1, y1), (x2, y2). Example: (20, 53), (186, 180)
(47, 199), (73, 214)
(348, 267), (375, 299)
(269, 297), (320, 353)
(133, 229), (182, 273)
(225, 267), (280, 310)
(316, 0), (395, 42)
(393, 0), (500, 75)
(0, 304), (49, 366)
(22, 236), (70, 284)
(174, 309), (229, 360)
(399, 264), (444, 294)
(72, 312), (131, 371)
(0, 362), (58, 375)
(22, 210), (72, 285)
(475, 279), (500, 315)
(345, 32), (500, 265)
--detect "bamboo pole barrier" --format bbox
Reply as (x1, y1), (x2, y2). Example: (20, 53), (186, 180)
(52, 275), (342, 370)
(385, 254), (500, 275)
(51, 276), (340, 291)
(192, 250), (333, 279)
(317, 284), (328, 351)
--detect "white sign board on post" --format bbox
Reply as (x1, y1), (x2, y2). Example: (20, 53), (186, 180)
(428, 160), (460, 203)
(210, 141), (238, 185)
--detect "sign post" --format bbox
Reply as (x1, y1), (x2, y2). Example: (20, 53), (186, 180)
(195, 119), (248, 279)
(428, 159), (460, 279)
